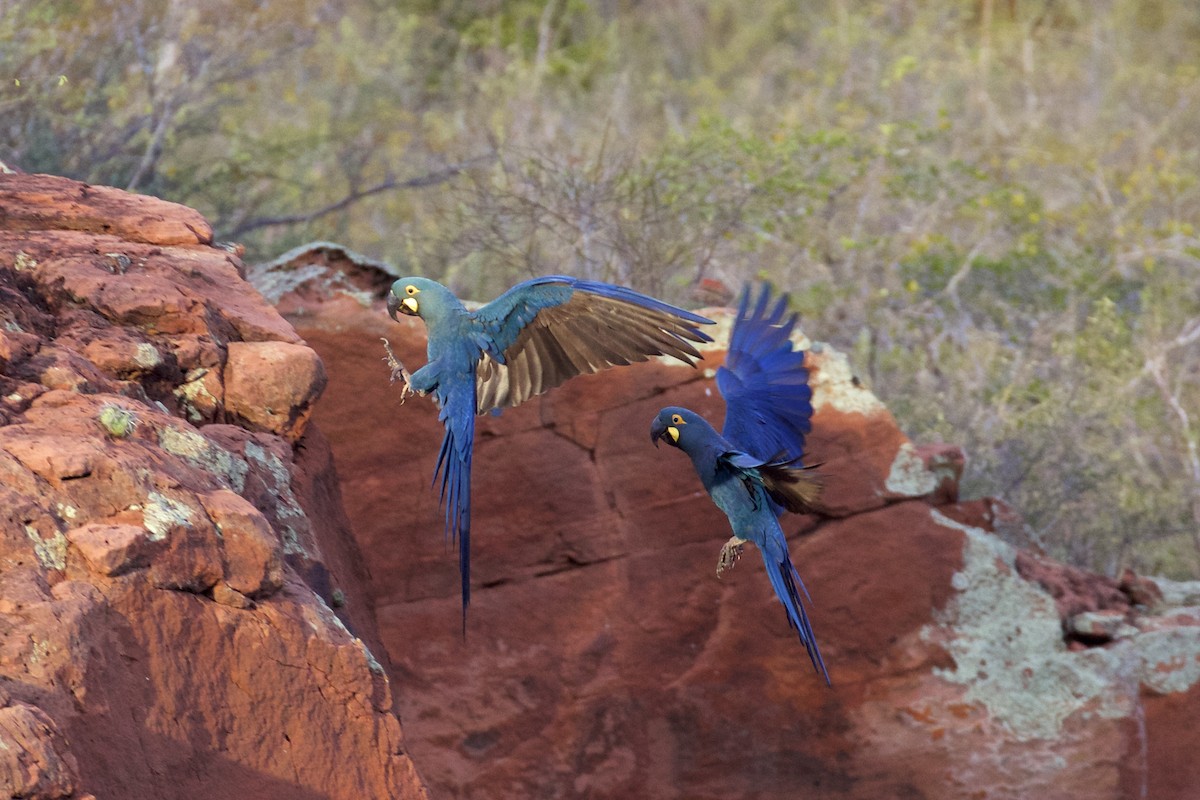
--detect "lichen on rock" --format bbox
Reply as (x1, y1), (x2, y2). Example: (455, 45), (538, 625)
(0, 173), (427, 800)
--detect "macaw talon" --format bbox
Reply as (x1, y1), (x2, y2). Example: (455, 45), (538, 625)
(716, 536), (748, 578)
(381, 338), (415, 402)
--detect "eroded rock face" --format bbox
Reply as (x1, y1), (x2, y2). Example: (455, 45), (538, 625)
(0, 174), (427, 800)
(268, 253), (1200, 800)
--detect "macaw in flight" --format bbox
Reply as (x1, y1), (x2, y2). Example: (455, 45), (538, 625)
(650, 284), (828, 683)
(385, 275), (714, 629)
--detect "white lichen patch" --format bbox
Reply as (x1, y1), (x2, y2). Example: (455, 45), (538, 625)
(926, 510), (1084, 741)
(13, 250), (37, 271)
(245, 441), (311, 556)
(884, 441), (938, 497)
(302, 586), (386, 676)
(926, 510), (1200, 742)
(1152, 577), (1200, 607)
(56, 503), (78, 521)
(174, 370), (220, 423)
(158, 426), (247, 492)
(28, 639), (52, 665)
(133, 342), (161, 369)
(25, 525), (67, 570)
(143, 490), (194, 541)
(1126, 627), (1200, 694)
(263, 263), (327, 303)
(809, 348), (886, 415)
(358, 638), (386, 676)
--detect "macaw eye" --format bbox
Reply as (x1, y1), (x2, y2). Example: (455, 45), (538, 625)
(405, 285), (418, 295)
(671, 413), (685, 425)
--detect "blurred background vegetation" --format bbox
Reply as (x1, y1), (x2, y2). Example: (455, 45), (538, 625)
(3, 0), (1199, 579)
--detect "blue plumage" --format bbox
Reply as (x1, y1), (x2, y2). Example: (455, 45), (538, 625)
(718, 285), (813, 463)
(650, 283), (828, 683)
(387, 275), (714, 627)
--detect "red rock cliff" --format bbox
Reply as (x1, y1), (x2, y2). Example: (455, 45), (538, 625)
(265, 244), (1200, 800)
(7, 174), (1200, 800)
(0, 175), (428, 799)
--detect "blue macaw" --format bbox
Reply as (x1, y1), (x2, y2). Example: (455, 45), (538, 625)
(649, 284), (828, 682)
(386, 275), (714, 626)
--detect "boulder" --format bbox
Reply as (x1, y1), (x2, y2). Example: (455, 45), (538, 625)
(0, 174), (427, 800)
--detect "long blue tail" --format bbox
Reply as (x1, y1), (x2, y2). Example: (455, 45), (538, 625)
(760, 528), (830, 684)
(432, 384), (477, 635)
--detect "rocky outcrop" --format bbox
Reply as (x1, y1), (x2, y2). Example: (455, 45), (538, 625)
(0, 174), (427, 799)
(8, 171), (1200, 800)
(269, 250), (1200, 800)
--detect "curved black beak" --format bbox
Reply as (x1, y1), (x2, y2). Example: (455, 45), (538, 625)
(386, 292), (401, 322)
(650, 417), (668, 448)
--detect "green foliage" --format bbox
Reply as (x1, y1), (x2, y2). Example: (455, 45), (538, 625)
(5, 0), (1200, 577)
(98, 404), (139, 439)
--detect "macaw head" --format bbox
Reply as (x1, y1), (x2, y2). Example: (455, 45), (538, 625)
(387, 277), (458, 323)
(650, 406), (711, 452)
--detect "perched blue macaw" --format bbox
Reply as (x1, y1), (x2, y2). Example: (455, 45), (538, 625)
(650, 284), (828, 682)
(386, 275), (714, 627)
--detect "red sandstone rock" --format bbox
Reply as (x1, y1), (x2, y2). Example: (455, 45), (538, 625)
(266, 250), (1200, 800)
(224, 340), (327, 441)
(0, 697), (81, 799)
(0, 173), (212, 246)
(66, 523), (155, 577)
(0, 174), (428, 800)
(1120, 567), (1165, 610)
(200, 489), (284, 597)
(10, 171), (1200, 800)
(1015, 548), (1130, 620)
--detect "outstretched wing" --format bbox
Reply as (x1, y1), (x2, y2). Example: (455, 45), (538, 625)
(718, 283), (813, 463)
(725, 451), (822, 514)
(472, 276), (713, 413)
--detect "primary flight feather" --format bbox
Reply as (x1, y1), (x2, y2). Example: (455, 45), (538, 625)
(650, 283), (828, 683)
(385, 275), (714, 627)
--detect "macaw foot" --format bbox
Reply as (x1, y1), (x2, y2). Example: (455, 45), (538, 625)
(716, 536), (748, 578)
(380, 338), (415, 403)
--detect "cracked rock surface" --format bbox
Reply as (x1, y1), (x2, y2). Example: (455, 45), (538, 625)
(0, 173), (427, 800)
(271, 246), (1200, 800)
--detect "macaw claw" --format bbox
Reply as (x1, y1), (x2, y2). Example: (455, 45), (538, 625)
(381, 338), (415, 403)
(716, 536), (748, 578)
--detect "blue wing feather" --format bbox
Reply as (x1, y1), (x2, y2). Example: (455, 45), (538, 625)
(471, 275), (715, 413)
(475, 275), (713, 359)
(473, 277), (575, 360)
(423, 276), (712, 628)
(718, 283), (813, 463)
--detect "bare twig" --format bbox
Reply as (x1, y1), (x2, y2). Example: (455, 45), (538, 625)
(223, 155), (495, 240)
(126, 96), (176, 192)
(1145, 352), (1200, 554)
(381, 338), (415, 403)
(939, 237), (988, 309)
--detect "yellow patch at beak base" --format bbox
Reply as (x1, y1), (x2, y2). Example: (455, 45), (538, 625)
(402, 297), (419, 314)
(667, 426), (679, 443)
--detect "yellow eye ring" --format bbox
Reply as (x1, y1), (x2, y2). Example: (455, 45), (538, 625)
(405, 285), (417, 295)
(671, 413), (684, 425)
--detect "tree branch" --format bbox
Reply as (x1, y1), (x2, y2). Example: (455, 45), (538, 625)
(125, 96), (176, 192)
(1145, 352), (1200, 555)
(221, 155), (495, 240)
